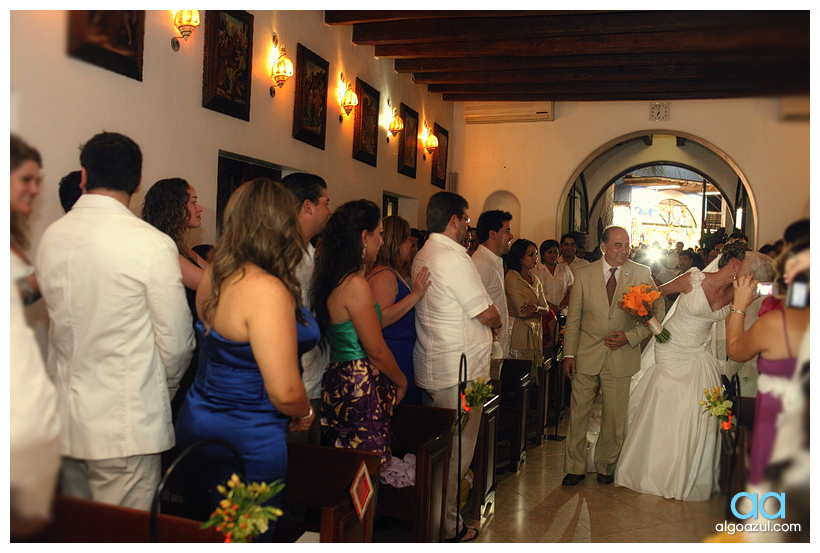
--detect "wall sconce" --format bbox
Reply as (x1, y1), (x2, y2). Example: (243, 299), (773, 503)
(338, 72), (358, 122)
(171, 10), (200, 51)
(269, 32), (293, 97)
(423, 121), (439, 157)
(388, 108), (404, 137)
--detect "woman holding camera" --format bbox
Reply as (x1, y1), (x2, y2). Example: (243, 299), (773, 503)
(725, 242), (810, 487)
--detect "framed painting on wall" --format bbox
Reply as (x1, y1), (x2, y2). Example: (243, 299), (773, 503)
(431, 123), (449, 189)
(397, 103), (418, 178)
(352, 78), (380, 167)
(202, 10), (254, 121)
(292, 43), (329, 150)
(67, 10), (145, 81)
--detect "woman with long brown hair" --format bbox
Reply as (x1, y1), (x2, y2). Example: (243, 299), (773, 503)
(10, 134), (43, 305)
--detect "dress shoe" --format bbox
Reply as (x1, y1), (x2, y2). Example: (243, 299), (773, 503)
(597, 473), (614, 484)
(562, 473), (585, 486)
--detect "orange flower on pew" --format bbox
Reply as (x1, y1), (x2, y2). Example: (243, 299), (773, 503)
(201, 474), (285, 542)
(452, 379), (494, 435)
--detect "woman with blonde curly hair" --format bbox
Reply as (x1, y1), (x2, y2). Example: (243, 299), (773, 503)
(10, 134), (44, 305)
(175, 178), (317, 539)
(366, 215), (431, 405)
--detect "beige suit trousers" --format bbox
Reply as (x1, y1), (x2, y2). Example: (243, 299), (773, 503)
(564, 362), (631, 476)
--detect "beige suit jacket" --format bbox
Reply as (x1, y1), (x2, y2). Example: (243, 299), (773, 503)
(563, 260), (663, 378)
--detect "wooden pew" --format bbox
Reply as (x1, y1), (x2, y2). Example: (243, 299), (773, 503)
(273, 443), (381, 543)
(17, 495), (223, 543)
(528, 357), (551, 444)
(377, 404), (455, 542)
(497, 359), (533, 473)
(470, 392), (500, 520)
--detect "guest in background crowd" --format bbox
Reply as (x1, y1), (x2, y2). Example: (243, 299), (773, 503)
(412, 191), (500, 542)
(58, 170), (82, 212)
(535, 239), (573, 351)
(759, 244), (777, 259)
(175, 179), (316, 540)
(142, 177), (209, 418)
(367, 215), (431, 406)
(37, 132), (194, 510)
(783, 218), (809, 247)
(282, 172), (332, 444)
(558, 232), (590, 278)
(473, 209), (514, 358)
(462, 225), (479, 256)
(10, 135), (60, 537)
(10, 134), (43, 305)
(505, 239), (551, 372)
(312, 200), (406, 462)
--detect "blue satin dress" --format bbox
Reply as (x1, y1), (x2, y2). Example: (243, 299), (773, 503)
(175, 308), (320, 534)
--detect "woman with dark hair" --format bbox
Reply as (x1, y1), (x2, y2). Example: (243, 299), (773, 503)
(534, 239), (574, 350)
(504, 239), (550, 370)
(10, 134), (43, 305)
(175, 179), (317, 539)
(366, 215), (431, 405)
(312, 200), (407, 462)
(142, 178), (208, 415)
(616, 242), (774, 501)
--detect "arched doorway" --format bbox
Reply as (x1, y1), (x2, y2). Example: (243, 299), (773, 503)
(558, 132), (757, 251)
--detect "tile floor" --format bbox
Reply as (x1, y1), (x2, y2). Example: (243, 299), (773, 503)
(461, 421), (728, 543)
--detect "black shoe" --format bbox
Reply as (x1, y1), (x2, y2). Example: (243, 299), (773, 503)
(562, 473), (585, 486)
(445, 525), (480, 543)
(597, 473), (614, 484)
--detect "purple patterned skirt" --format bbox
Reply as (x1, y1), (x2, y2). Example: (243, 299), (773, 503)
(321, 358), (397, 463)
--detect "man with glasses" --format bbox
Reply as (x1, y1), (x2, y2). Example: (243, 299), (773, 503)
(412, 191), (501, 542)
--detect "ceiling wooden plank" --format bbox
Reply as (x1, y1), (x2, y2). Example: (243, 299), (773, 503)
(353, 11), (796, 45)
(441, 89), (793, 102)
(324, 10), (571, 25)
(374, 27), (808, 59)
(394, 50), (808, 73)
(413, 63), (806, 85)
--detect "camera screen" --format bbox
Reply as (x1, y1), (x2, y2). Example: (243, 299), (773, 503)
(756, 282), (775, 296)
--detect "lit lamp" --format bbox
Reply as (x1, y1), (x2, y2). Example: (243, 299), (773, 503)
(171, 10), (200, 51)
(272, 46), (294, 88)
(423, 122), (438, 155)
(388, 108), (404, 137)
(341, 82), (358, 116)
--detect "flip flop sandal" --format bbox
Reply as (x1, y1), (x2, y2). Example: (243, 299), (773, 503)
(445, 525), (480, 543)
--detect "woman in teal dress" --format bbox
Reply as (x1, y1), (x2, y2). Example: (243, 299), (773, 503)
(311, 200), (407, 462)
(175, 179), (315, 539)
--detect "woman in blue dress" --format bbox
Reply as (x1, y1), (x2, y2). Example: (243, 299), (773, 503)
(311, 200), (408, 463)
(366, 215), (431, 405)
(176, 178), (318, 539)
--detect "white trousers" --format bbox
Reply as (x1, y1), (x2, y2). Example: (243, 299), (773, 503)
(61, 453), (162, 511)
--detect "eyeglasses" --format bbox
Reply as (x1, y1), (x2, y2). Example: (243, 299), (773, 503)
(460, 215), (471, 224)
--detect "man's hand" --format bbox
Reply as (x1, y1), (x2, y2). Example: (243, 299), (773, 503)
(563, 357), (576, 379)
(604, 331), (628, 350)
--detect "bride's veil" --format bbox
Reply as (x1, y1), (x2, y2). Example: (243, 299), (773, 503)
(626, 254), (724, 429)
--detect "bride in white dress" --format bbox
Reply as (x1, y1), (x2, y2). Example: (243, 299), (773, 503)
(614, 243), (771, 501)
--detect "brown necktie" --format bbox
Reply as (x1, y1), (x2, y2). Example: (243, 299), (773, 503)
(606, 267), (617, 305)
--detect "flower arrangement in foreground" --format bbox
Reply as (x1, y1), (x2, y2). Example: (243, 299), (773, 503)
(452, 378), (494, 435)
(700, 385), (733, 431)
(618, 284), (670, 343)
(200, 473), (285, 542)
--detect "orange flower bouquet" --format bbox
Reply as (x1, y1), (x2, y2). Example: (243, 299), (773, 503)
(200, 473), (285, 542)
(618, 284), (670, 343)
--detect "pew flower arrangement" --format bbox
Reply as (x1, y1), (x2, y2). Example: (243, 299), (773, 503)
(700, 385), (733, 431)
(452, 378), (494, 435)
(200, 473), (285, 542)
(618, 284), (670, 343)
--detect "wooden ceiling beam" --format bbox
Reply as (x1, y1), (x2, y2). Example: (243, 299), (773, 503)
(413, 63), (805, 85)
(374, 27), (808, 59)
(324, 10), (566, 25)
(394, 50), (808, 73)
(353, 11), (795, 45)
(441, 89), (793, 102)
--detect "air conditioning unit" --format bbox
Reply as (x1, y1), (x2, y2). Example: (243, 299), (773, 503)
(779, 96), (809, 122)
(463, 101), (554, 124)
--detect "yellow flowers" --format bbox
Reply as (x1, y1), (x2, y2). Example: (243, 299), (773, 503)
(700, 386), (733, 424)
(200, 474), (286, 543)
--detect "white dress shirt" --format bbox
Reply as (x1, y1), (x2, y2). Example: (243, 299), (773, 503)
(11, 254), (61, 519)
(296, 242), (330, 400)
(36, 194), (194, 460)
(534, 262), (574, 314)
(472, 244), (510, 357)
(412, 233), (492, 391)
(558, 255), (590, 278)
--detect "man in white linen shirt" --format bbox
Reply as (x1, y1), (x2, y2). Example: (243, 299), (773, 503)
(558, 232), (590, 277)
(282, 172), (332, 444)
(472, 209), (514, 357)
(36, 132), (194, 510)
(412, 191), (501, 543)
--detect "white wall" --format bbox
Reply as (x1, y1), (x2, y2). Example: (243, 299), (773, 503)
(10, 10), (455, 250)
(452, 99), (809, 248)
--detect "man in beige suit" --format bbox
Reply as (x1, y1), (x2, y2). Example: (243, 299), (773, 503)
(561, 226), (663, 485)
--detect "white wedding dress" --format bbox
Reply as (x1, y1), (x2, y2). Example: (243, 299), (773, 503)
(614, 268), (726, 501)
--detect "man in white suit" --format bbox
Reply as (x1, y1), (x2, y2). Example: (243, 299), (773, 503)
(561, 226), (663, 485)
